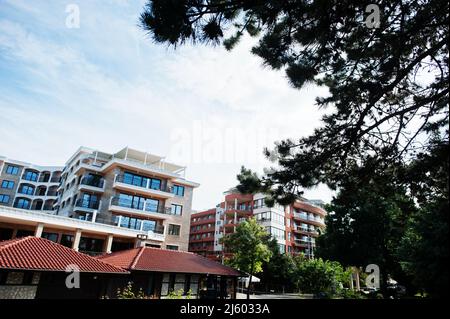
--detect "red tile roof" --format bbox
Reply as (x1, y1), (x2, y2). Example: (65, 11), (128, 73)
(98, 247), (242, 277)
(0, 237), (127, 274)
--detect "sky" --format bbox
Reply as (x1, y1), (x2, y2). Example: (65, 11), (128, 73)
(0, 0), (333, 211)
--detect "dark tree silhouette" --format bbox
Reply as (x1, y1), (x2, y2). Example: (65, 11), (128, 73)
(139, 0), (449, 297)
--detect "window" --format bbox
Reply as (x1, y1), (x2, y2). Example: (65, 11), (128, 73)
(171, 204), (183, 216)
(6, 165), (19, 175)
(79, 193), (99, 209)
(149, 178), (161, 190)
(123, 172), (162, 191)
(0, 194), (10, 204)
(60, 235), (74, 248)
(119, 216), (142, 230)
(145, 198), (159, 212)
(23, 171), (38, 182)
(172, 185), (185, 197)
(254, 198), (265, 209)
(1, 180), (14, 189)
(42, 232), (58, 243)
(14, 198), (31, 209)
(266, 226), (286, 240)
(142, 220), (157, 232)
(18, 184), (34, 195)
(168, 224), (180, 236)
(166, 245), (179, 250)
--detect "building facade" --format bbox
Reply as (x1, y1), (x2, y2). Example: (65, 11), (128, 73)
(0, 146), (199, 255)
(189, 190), (326, 261)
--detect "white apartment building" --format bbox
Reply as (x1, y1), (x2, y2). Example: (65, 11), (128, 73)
(0, 146), (199, 255)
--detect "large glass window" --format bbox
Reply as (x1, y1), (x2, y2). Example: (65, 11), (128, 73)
(142, 220), (156, 232)
(118, 193), (133, 207)
(168, 224), (180, 236)
(272, 212), (285, 225)
(172, 185), (185, 197)
(254, 198), (265, 209)
(6, 165), (19, 175)
(79, 237), (104, 254)
(122, 172), (161, 191)
(145, 198), (159, 212)
(119, 216), (142, 230)
(171, 204), (183, 216)
(123, 172), (147, 187)
(23, 171), (38, 182)
(149, 178), (161, 190)
(80, 193), (99, 208)
(1, 180), (14, 189)
(18, 184), (34, 195)
(42, 232), (58, 243)
(0, 194), (10, 204)
(266, 226), (286, 240)
(60, 235), (74, 248)
(14, 198), (31, 209)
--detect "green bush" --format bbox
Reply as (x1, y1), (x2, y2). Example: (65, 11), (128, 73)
(116, 282), (148, 299)
(167, 288), (193, 299)
(294, 258), (351, 297)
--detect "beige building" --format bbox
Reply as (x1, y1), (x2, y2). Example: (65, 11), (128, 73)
(0, 147), (199, 254)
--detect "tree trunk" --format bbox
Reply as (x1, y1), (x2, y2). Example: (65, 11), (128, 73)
(247, 260), (254, 300)
(247, 273), (253, 299)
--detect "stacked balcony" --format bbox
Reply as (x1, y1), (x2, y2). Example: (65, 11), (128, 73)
(78, 175), (105, 193)
(113, 174), (174, 199)
(109, 196), (172, 219)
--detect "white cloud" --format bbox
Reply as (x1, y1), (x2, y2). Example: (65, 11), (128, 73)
(0, 1), (334, 209)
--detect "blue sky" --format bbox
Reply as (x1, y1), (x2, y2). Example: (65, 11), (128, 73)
(0, 0), (333, 210)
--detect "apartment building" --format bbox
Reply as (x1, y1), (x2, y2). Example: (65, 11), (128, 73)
(0, 156), (63, 212)
(189, 189), (326, 261)
(0, 146), (199, 255)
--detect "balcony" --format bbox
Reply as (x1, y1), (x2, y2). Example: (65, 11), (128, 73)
(293, 213), (325, 226)
(190, 226), (215, 234)
(293, 240), (312, 248)
(73, 198), (101, 213)
(113, 175), (174, 199)
(190, 216), (216, 226)
(109, 196), (172, 219)
(293, 227), (319, 237)
(78, 176), (105, 193)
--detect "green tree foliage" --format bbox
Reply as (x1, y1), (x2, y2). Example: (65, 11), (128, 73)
(259, 237), (296, 292)
(167, 288), (193, 299)
(116, 282), (147, 299)
(222, 218), (272, 299)
(396, 141), (449, 298)
(315, 165), (418, 293)
(294, 258), (351, 297)
(140, 0), (449, 297)
(140, 0), (448, 199)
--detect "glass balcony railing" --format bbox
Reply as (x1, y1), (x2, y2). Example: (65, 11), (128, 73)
(110, 196), (172, 215)
(114, 174), (171, 193)
(80, 176), (105, 189)
(75, 198), (100, 210)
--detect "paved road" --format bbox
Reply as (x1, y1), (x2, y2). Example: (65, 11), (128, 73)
(236, 292), (313, 299)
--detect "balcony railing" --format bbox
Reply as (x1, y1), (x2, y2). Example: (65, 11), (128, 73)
(110, 196), (172, 215)
(75, 198), (100, 210)
(88, 214), (165, 234)
(80, 176), (105, 189)
(114, 175), (172, 193)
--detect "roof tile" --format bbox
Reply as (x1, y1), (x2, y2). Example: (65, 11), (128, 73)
(0, 237), (127, 274)
(98, 247), (241, 276)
